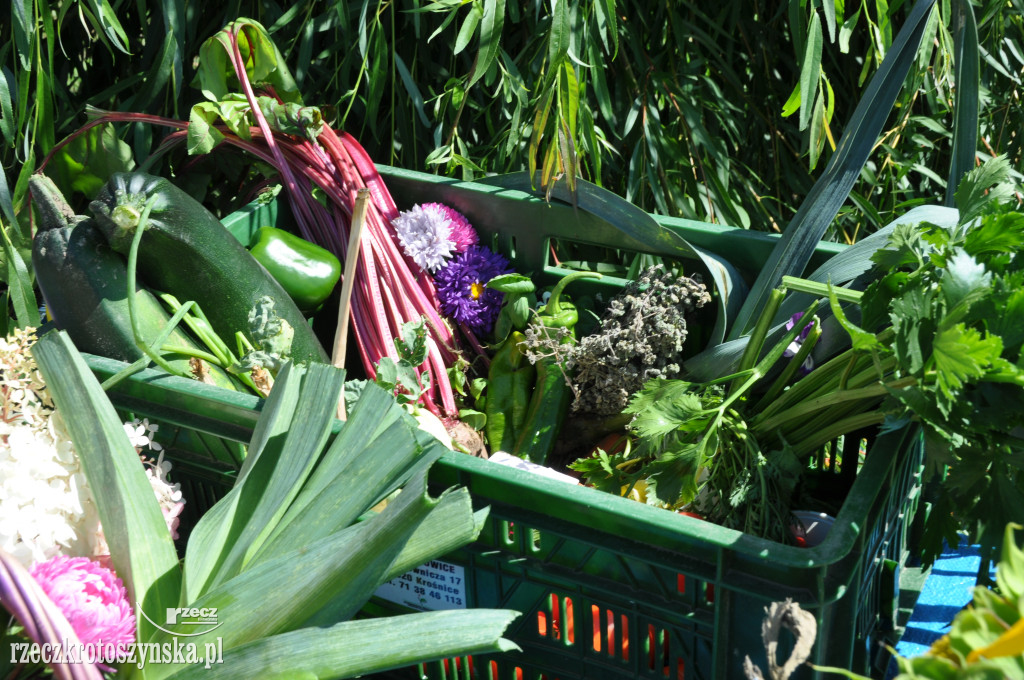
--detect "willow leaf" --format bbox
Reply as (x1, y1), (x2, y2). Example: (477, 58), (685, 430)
(799, 10), (823, 132)
(11, 0), (32, 71)
(548, 0), (571, 68)
(1, 223), (38, 328)
(83, 0), (130, 54)
(0, 68), (14, 147)
(468, 0), (505, 89)
(454, 3), (481, 55)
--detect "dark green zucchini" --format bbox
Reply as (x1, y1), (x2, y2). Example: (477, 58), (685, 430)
(30, 175), (241, 391)
(89, 172), (329, 366)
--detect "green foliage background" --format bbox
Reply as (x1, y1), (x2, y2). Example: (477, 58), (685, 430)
(1, 0), (1022, 247)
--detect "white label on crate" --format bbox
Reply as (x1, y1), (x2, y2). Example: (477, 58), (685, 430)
(488, 451), (579, 485)
(373, 559), (467, 611)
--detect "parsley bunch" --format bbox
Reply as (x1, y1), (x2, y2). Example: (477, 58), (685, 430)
(843, 162), (1024, 562)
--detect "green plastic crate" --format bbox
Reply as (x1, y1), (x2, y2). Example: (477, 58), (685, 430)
(85, 165), (920, 680)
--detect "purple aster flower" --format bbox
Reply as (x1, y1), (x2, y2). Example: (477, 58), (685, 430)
(784, 312), (815, 375)
(434, 245), (512, 333)
(422, 202), (479, 253)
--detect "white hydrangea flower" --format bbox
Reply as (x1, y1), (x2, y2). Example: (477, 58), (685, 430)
(142, 452), (184, 540)
(0, 328), (184, 568)
(392, 203), (457, 272)
(0, 328), (101, 567)
(123, 417), (163, 453)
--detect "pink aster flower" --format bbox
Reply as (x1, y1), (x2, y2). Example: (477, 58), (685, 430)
(422, 202), (478, 253)
(29, 555), (135, 655)
(392, 203), (479, 272)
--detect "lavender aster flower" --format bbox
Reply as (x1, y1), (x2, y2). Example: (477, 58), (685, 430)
(392, 204), (457, 272)
(434, 246), (512, 333)
(392, 203), (480, 272)
(784, 312), (815, 375)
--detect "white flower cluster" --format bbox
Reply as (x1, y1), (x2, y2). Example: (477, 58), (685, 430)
(0, 329), (186, 568)
(392, 203), (457, 272)
(0, 327), (101, 567)
(136, 422), (185, 541)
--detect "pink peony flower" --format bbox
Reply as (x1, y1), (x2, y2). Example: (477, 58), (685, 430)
(29, 555), (135, 652)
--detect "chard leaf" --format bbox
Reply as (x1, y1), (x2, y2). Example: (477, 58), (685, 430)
(397, 317), (428, 364)
(375, 358), (399, 390)
(47, 123), (135, 199)
(187, 104), (227, 155)
(197, 18), (302, 105)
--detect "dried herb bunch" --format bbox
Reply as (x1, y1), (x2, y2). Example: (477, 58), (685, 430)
(523, 265), (711, 417)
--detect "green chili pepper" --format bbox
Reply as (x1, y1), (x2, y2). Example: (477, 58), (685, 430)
(513, 271), (602, 464)
(249, 226), (342, 313)
(485, 331), (536, 453)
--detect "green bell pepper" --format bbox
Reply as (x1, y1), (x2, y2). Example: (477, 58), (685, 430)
(249, 226), (342, 313)
(513, 270), (602, 464)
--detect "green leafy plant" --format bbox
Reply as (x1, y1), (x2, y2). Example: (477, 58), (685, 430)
(9, 329), (519, 678)
(573, 158), (1024, 557)
(374, 316), (431, 406)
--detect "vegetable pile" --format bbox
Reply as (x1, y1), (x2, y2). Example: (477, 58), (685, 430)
(30, 16), (1024, 570)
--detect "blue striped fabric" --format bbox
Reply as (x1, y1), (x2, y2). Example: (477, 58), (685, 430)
(886, 537), (997, 678)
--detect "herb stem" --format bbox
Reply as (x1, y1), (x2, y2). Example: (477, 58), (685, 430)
(730, 288), (785, 398)
(160, 345), (223, 365)
(789, 410), (888, 459)
(754, 317), (821, 411)
(126, 197), (191, 380)
(753, 376), (913, 435)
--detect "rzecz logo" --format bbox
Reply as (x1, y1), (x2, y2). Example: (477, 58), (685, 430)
(137, 605), (222, 637)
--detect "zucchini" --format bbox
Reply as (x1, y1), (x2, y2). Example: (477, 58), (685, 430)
(29, 175), (241, 392)
(89, 172), (329, 366)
